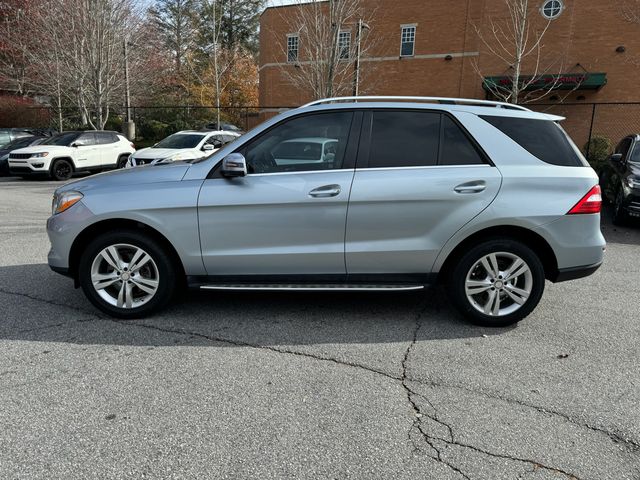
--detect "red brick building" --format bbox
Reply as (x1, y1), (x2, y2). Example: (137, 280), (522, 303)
(258, 0), (640, 147)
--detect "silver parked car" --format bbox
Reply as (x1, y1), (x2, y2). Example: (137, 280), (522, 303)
(47, 97), (606, 327)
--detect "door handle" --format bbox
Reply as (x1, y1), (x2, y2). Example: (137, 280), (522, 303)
(309, 184), (341, 198)
(454, 181), (486, 194)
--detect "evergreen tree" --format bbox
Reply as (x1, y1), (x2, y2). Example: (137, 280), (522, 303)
(149, 0), (197, 75)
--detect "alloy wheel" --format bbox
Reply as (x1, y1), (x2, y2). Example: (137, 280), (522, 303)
(54, 161), (72, 180)
(465, 252), (533, 317)
(90, 243), (159, 309)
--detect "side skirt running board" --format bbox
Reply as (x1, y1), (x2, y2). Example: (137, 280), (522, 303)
(199, 284), (425, 292)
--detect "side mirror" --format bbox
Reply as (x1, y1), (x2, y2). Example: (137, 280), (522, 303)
(611, 153), (623, 164)
(202, 144), (215, 151)
(221, 153), (247, 177)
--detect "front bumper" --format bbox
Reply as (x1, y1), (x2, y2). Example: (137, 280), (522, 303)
(624, 192), (640, 217)
(46, 200), (94, 273)
(8, 159), (49, 175)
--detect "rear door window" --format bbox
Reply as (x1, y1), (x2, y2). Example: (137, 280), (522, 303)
(439, 116), (486, 166)
(368, 111), (440, 168)
(76, 132), (97, 146)
(480, 115), (585, 166)
(96, 132), (117, 144)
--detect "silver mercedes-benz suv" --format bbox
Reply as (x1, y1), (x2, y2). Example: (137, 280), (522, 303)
(47, 97), (606, 327)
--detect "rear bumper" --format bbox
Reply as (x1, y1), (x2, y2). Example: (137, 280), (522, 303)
(552, 261), (603, 283)
(49, 264), (72, 277)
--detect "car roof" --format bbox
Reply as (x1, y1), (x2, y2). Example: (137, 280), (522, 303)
(295, 97), (564, 122)
(175, 130), (240, 136)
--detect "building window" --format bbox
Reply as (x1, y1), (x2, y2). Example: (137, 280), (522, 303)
(400, 25), (416, 57)
(338, 31), (351, 60)
(287, 34), (299, 63)
(541, 0), (564, 19)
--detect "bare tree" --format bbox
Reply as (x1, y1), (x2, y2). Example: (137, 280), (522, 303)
(277, 0), (373, 100)
(192, 0), (237, 127)
(0, 1), (33, 96)
(22, 0), (140, 130)
(473, 0), (567, 104)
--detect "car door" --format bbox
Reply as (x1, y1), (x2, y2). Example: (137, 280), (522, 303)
(95, 132), (119, 167)
(345, 110), (502, 278)
(198, 110), (361, 277)
(602, 137), (631, 201)
(73, 132), (102, 169)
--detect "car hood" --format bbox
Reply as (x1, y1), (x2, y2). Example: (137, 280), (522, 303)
(12, 145), (70, 154)
(57, 162), (192, 194)
(132, 147), (195, 159)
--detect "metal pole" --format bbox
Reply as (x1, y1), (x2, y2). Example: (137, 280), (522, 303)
(123, 39), (131, 123)
(586, 103), (596, 159)
(352, 19), (362, 97)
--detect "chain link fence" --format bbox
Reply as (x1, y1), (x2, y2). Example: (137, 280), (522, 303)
(7, 105), (295, 144)
(11, 102), (640, 157)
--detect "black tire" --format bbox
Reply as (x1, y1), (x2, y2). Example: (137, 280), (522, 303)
(117, 155), (129, 169)
(447, 238), (545, 327)
(612, 188), (629, 226)
(50, 158), (73, 181)
(78, 230), (176, 319)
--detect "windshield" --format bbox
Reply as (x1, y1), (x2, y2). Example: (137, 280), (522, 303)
(40, 132), (79, 146)
(630, 144), (640, 164)
(3, 136), (37, 150)
(155, 134), (205, 149)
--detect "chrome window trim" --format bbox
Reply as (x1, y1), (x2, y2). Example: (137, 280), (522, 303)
(245, 168), (353, 178)
(356, 165), (493, 172)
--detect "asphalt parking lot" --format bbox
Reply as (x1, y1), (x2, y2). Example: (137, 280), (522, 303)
(0, 176), (639, 480)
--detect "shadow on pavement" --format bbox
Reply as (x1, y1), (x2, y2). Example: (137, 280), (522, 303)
(0, 263), (511, 348)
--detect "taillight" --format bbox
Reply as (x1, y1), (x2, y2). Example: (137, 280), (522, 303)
(567, 185), (602, 215)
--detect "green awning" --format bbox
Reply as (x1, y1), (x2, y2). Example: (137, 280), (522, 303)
(483, 72), (607, 92)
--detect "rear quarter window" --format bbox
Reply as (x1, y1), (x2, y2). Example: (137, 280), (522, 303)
(480, 115), (587, 167)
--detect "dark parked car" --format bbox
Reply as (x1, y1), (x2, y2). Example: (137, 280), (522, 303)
(0, 128), (54, 149)
(0, 136), (45, 176)
(203, 122), (244, 134)
(600, 134), (640, 224)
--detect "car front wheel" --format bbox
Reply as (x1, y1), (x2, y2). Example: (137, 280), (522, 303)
(51, 159), (73, 181)
(448, 239), (545, 327)
(612, 188), (629, 226)
(78, 230), (176, 318)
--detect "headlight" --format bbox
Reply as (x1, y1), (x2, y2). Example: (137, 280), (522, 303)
(626, 175), (640, 189)
(52, 191), (83, 215)
(31, 152), (49, 158)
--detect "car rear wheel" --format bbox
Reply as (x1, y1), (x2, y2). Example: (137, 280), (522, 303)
(117, 155), (129, 169)
(78, 230), (176, 318)
(448, 239), (545, 327)
(51, 159), (73, 181)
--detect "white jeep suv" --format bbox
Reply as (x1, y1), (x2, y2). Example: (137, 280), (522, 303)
(127, 130), (241, 167)
(9, 130), (135, 180)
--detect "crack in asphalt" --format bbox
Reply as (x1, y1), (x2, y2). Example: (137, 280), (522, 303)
(113, 320), (403, 383)
(399, 308), (584, 480)
(2, 287), (634, 478)
(401, 308), (472, 480)
(408, 377), (640, 452)
(0, 287), (103, 318)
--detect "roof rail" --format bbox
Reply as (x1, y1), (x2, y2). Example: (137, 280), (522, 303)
(302, 96), (531, 112)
